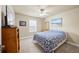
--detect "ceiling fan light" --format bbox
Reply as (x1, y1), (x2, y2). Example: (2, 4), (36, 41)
(40, 13), (47, 16)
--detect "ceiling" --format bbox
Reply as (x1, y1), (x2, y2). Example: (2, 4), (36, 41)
(12, 5), (79, 18)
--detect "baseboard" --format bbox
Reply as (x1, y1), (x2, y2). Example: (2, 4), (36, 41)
(20, 36), (33, 40)
(67, 41), (79, 47)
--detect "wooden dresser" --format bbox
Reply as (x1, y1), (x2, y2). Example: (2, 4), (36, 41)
(2, 27), (20, 53)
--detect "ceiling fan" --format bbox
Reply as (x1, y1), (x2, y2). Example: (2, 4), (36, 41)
(40, 8), (47, 16)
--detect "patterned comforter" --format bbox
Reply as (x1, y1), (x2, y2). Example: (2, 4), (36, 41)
(33, 30), (66, 53)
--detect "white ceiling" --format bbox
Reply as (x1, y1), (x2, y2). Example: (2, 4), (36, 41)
(12, 5), (79, 18)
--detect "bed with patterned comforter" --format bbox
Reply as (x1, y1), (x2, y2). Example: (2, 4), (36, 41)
(33, 30), (67, 53)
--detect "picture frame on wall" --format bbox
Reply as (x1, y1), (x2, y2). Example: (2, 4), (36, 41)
(19, 21), (26, 26)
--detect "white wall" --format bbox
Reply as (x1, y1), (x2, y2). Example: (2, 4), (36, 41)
(45, 7), (79, 44)
(15, 13), (44, 39)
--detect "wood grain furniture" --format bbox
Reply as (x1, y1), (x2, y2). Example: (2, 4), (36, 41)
(2, 27), (20, 53)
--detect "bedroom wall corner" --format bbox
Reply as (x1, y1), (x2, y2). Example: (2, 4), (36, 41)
(45, 7), (79, 44)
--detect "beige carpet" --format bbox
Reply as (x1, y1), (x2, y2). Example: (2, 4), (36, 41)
(20, 37), (79, 53)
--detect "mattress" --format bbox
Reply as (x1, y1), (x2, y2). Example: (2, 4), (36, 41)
(33, 30), (67, 53)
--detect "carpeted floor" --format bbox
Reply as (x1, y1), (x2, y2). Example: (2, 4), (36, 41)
(20, 37), (79, 53)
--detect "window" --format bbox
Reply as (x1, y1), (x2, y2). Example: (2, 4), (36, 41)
(29, 20), (37, 32)
(7, 6), (15, 26)
(49, 18), (62, 30)
(8, 17), (14, 25)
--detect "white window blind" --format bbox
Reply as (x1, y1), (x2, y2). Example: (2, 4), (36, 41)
(29, 20), (37, 32)
(49, 18), (62, 31)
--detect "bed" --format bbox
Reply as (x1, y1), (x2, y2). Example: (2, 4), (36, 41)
(33, 30), (67, 53)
